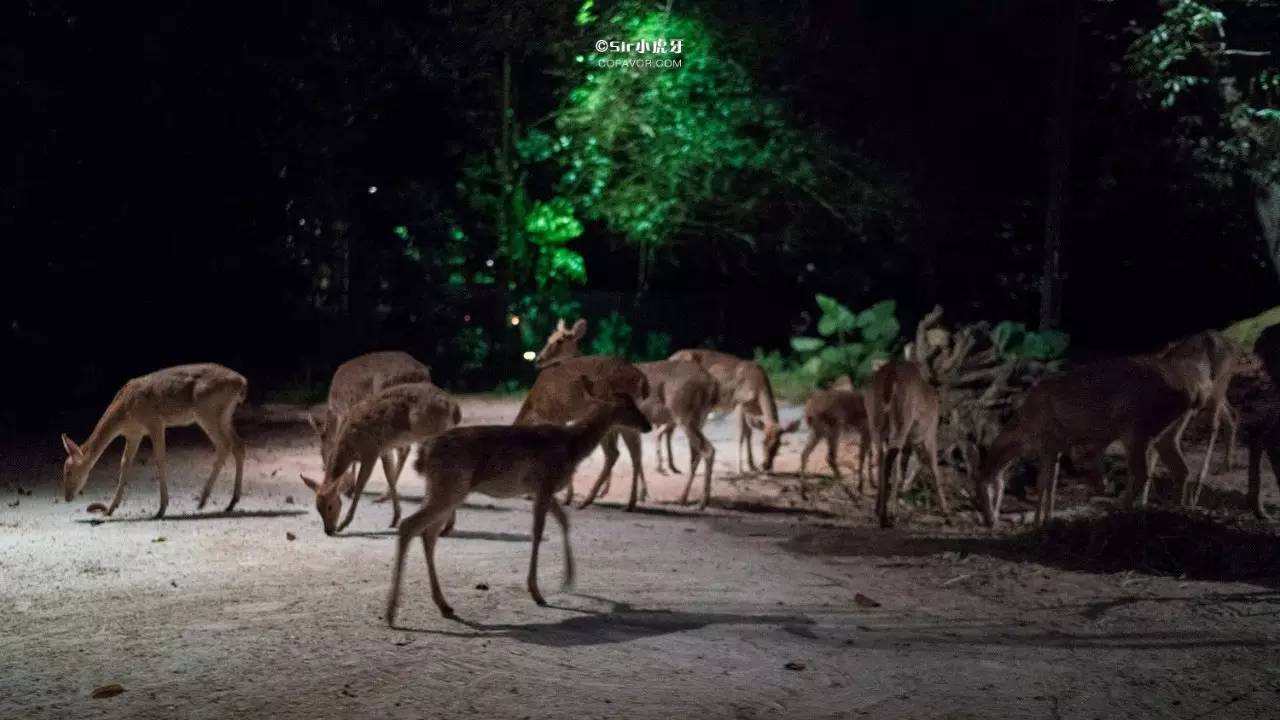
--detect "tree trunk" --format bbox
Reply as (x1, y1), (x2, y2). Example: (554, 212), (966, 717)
(1039, 0), (1078, 331)
(1257, 181), (1280, 281)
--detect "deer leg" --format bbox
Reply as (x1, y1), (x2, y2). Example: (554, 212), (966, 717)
(194, 416), (229, 511)
(1189, 404), (1222, 507)
(1120, 436), (1155, 510)
(224, 408), (245, 513)
(387, 487), (461, 624)
(697, 427), (715, 510)
(528, 488), (551, 606)
(373, 451), (398, 503)
(679, 432), (699, 505)
(337, 459), (378, 532)
(856, 429), (872, 496)
(1219, 402), (1238, 474)
(102, 435), (141, 517)
(578, 430), (620, 509)
(620, 429), (645, 511)
(876, 446), (900, 528)
(923, 429), (949, 518)
(654, 425), (669, 476)
(797, 432), (820, 500)
(147, 425), (169, 519)
(382, 452), (403, 528)
(546, 490), (575, 590)
(1156, 424), (1190, 508)
(666, 423), (681, 474)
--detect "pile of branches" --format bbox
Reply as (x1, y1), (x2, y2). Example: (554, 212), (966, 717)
(908, 305), (1058, 472)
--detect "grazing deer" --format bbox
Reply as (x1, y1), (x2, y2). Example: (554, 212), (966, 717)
(60, 363), (247, 518)
(301, 382), (460, 535)
(519, 319), (651, 510)
(635, 360), (720, 508)
(972, 356), (1196, 528)
(386, 378), (652, 622)
(866, 359), (949, 528)
(1248, 324), (1280, 519)
(666, 349), (800, 473)
(1158, 330), (1241, 505)
(310, 351), (431, 506)
(798, 387), (872, 501)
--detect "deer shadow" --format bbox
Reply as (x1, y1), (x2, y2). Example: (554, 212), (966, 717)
(391, 594), (814, 648)
(336, 529), (531, 542)
(76, 508), (307, 524)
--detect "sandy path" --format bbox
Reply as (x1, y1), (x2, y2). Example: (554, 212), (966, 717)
(2, 396), (1279, 719)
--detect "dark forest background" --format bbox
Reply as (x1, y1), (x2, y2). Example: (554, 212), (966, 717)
(3, 0), (1278, 434)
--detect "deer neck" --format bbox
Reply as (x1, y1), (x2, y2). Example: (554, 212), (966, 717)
(76, 407), (128, 474)
(753, 369), (780, 426)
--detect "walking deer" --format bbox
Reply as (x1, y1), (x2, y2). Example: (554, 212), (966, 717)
(519, 319), (651, 510)
(386, 378), (652, 623)
(301, 382), (460, 535)
(1158, 330), (1241, 505)
(635, 360), (720, 508)
(798, 387), (872, 501)
(667, 349), (800, 473)
(60, 363), (247, 518)
(972, 355), (1196, 528)
(866, 359), (949, 528)
(310, 351), (430, 510)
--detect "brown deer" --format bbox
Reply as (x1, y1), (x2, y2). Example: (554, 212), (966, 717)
(866, 359), (949, 528)
(300, 382), (460, 535)
(635, 360), (720, 508)
(60, 363), (247, 518)
(798, 387), (872, 501)
(310, 351), (430, 505)
(972, 355), (1197, 528)
(1158, 330), (1241, 505)
(666, 349), (800, 473)
(518, 319), (651, 510)
(1247, 324), (1280, 519)
(386, 378), (652, 622)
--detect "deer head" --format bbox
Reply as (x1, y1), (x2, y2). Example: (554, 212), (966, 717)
(300, 472), (355, 536)
(746, 416), (803, 471)
(534, 318), (588, 368)
(60, 433), (92, 502)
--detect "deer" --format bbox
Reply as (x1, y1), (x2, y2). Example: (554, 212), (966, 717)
(666, 349), (800, 474)
(310, 351), (430, 510)
(518, 319), (651, 511)
(60, 363), (247, 519)
(866, 359), (950, 528)
(386, 377), (652, 623)
(972, 355), (1198, 529)
(634, 359), (720, 508)
(1157, 330), (1241, 506)
(1247, 324), (1280, 519)
(798, 385), (873, 501)
(300, 382), (461, 535)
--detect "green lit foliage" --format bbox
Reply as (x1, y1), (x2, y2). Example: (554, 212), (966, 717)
(790, 296), (900, 385)
(528, 1), (906, 283)
(588, 311), (634, 357)
(1125, 0), (1280, 188)
(991, 321), (1070, 362)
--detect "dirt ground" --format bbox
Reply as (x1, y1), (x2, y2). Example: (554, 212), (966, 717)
(3, 396), (1280, 719)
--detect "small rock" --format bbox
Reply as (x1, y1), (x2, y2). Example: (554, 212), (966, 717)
(286, 532), (297, 541)
(285, 496), (295, 504)
(152, 537), (166, 543)
(91, 684), (125, 699)
(784, 662), (806, 671)
(854, 593), (881, 608)
(475, 583), (490, 591)
(170, 581), (178, 588)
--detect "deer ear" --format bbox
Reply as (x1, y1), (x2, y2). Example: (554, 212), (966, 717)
(556, 318), (567, 332)
(580, 376), (600, 400)
(307, 412), (323, 435)
(571, 319), (588, 339)
(782, 418), (802, 433)
(61, 433), (83, 459)
(745, 415), (765, 430)
(300, 474), (322, 492)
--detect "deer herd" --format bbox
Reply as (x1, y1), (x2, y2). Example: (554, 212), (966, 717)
(54, 314), (1280, 622)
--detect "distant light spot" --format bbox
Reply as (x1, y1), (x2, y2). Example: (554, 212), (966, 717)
(463, 314), (471, 322)
(485, 258), (495, 268)
(368, 186), (378, 194)
(523, 351), (536, 361)
(805, 263), (815, 272)
(510, 315), (521, 326)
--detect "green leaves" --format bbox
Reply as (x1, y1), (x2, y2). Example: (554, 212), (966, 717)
(992, 321), (1070, 361)
(525, 198), (584, 246)
(790, 295), (901, 385)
